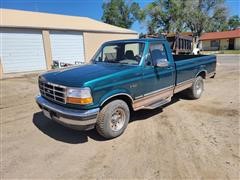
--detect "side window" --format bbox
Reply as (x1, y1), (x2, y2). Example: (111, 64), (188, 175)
(145, 52), (153, 66)
(149, 43), (168, 65)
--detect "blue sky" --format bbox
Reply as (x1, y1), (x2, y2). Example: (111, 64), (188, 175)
(1, 0), (240, 33)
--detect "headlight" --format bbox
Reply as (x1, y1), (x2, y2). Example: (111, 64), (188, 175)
(66, 87), (93, 105)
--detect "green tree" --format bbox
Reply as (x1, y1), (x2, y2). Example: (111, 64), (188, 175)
(205, 5), (228, 32)
(228, 15), (240, 30)
(144, 0), (228, 48)
(183, 0), (227, 47)
(145, 0), (186, 34)
(101, 0), (143, 29)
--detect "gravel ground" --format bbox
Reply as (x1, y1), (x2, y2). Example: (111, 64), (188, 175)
(1, 57), (239, 179)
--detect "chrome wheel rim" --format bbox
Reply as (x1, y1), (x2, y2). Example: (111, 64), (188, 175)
(110, 108), (125, 131)
(196, 80), (203, 95)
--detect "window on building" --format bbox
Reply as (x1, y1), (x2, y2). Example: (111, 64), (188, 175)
(210, 40), (220, 47)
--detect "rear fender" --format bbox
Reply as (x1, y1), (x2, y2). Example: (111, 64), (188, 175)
(195, 68), (207, 79)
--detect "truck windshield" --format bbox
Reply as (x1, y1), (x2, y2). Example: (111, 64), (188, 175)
(92, 42), (145, 65)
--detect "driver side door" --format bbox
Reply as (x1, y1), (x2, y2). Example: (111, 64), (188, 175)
(142, 42), (175, 97)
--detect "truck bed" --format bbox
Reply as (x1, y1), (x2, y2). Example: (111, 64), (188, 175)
(173, 55), (216, 84)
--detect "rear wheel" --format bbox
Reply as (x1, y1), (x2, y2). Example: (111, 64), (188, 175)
(96, 100), (130, 139)
(186, 76), (204, 99)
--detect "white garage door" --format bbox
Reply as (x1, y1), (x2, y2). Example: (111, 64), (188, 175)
(0, 28), (46, 73)
(50, 31), (85, 65)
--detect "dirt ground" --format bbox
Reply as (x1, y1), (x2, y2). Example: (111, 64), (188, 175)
(1, 57), (239, 179)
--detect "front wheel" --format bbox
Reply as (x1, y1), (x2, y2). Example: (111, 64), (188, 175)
(96, 100), (130, 139)
(186, 76), (204, 99)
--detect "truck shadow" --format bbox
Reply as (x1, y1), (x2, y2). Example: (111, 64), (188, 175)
(32, 112), (102, 144)
(32, 94), (182, 144)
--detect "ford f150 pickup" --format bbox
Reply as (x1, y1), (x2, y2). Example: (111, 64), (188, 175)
(36, 38), (216, 139)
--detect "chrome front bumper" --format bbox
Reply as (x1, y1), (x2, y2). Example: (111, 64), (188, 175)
(35, 95), (99, 130)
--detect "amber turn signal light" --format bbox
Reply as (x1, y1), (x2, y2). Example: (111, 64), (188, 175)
(67, 97), (93, 105)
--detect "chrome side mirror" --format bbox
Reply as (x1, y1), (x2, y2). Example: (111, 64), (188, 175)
(155, 58), (168, 67)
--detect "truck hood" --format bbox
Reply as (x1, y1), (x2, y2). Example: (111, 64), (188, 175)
(41, 63), (137, 87)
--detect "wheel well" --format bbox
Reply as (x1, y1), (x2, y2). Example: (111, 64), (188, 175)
(101, 95), (133, 111)
(197, 71), (206, 79)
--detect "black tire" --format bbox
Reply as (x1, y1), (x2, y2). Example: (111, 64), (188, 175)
(96, 100), (130, 139)
(186, 76), (204, 99)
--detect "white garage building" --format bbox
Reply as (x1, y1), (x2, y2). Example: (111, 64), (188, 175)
(0, 9), (138, 78)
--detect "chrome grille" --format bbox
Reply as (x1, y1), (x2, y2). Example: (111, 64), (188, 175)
(39, 80), (66, 104)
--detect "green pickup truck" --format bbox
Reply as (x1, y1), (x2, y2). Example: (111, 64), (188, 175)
(36, 38), (216, 139)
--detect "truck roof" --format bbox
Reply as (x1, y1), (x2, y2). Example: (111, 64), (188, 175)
(105, 38), (166, 44)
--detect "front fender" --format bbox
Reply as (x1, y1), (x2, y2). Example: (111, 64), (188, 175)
(99, 89), (133, 107)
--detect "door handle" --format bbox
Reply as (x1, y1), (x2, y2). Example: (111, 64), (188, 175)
(167, 66), (173, 70)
